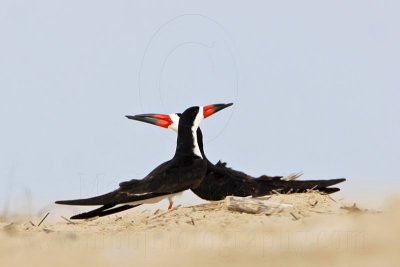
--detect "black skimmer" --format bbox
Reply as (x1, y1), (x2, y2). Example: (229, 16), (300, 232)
(127, 111), (346, 200)
(55, 103), (233, 219)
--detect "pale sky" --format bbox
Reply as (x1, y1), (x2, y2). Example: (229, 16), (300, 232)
(1, 1), (399, 214)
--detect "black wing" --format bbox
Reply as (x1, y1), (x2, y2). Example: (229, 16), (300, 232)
(253, 177), (346, 196)
(55, 190), (171, 206)
(70, 204), (139, 220)
(119, 157), (206, 195)
(56, 157), (206, 206)
(192, 160), (346, 200)
(191, 160), (257, 200)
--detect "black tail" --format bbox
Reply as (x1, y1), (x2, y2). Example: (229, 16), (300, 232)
(253, 178), (346, 196)
(70, 204), (140, 220)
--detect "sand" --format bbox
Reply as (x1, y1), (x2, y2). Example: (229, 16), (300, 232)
(1, 192), (399, 267)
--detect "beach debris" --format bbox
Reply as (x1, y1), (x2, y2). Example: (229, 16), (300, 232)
(42, 228), (54, 234)
(341, 203), (363, 213)
(37, 212), (50, 227)
(3, 222), (17, 235)
(61, 216), (76, 225)
(290, 212), (300, 221)
(186, 217), (195, 226)
(225, 196), (292, 214)
(153, 209), (160, 215)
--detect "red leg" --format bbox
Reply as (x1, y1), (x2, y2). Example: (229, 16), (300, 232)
(168, 199), (173, 210)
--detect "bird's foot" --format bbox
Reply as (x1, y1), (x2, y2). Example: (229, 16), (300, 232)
(168, 200), (173, 210)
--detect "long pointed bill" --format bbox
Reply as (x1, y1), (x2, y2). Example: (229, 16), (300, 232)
(126, 102), (233, 129)
(203, 103), (233, 118)
(125, 114), (173, 128)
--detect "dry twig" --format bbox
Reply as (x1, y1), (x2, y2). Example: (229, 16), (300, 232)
(61, 216), (76, 225)
(37, 212), (50, 227)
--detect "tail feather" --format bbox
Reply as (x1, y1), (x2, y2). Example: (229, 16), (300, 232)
(281, 172), (304, 181)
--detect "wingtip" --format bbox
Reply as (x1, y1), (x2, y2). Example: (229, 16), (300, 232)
(70, 214), (89, 220)
(322, 187), (341, 194)
(55, 200), (68, 205)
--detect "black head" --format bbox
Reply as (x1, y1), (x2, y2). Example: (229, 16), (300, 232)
(179, 106), (202, 129)
(126, 103), (232, 159)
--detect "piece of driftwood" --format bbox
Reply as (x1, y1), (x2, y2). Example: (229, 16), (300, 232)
(225, 196), (292, 214)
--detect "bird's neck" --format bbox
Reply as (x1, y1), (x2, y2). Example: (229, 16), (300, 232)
(175, 124), (203, 159)
(196, 128), (208, 161)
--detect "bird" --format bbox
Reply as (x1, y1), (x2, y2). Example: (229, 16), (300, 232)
(55, 103), (233, 219)
(126, 111), (346, 200)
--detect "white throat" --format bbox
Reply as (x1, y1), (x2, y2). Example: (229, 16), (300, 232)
(168, 113), (180, 133)
(191, 108), (203, 158)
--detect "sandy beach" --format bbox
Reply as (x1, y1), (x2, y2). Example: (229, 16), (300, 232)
(1, 192), (399, 267)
